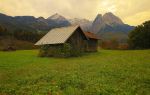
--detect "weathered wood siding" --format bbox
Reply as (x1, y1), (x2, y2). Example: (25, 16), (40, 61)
(86, 39), (98, 52)
(66, 27), (87, 52)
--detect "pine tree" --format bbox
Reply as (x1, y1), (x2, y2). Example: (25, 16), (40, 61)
(128, 20), (150, 49)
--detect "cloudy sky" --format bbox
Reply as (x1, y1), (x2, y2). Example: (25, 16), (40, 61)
(0, 0), (150, 25)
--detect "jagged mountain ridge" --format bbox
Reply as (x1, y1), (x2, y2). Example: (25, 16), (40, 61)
(91, 12), (134, 34)
(47, 13), (70, 27)
(68, 12), (134, 35)
(0, 13), (71, 32)
(0, 12), (134, 43)
(87, 12), (134, 42)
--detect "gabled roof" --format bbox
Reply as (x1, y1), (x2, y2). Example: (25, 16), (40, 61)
(35, 26), (80, 45)
(84, 32), (100, 40)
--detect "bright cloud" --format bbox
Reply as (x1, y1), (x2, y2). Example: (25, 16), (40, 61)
(0, 0), (150, 25)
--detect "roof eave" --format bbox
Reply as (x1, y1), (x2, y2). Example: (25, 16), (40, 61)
(35, 42), (64, 46)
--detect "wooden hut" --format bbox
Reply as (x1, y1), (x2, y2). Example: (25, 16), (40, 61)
(35, 26), (88, 57)
(35, 26), (100, 57)
(84, 32), (100, 52)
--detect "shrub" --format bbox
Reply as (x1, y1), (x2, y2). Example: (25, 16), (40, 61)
(38, 49), (47, 57)
(38, 45), (51, 57)
(60, 43), (72, 57)
(39, 43), (82, 57)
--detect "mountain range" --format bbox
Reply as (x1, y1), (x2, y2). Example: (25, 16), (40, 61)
(0, 12), (135, 42)
(0, 13), (71, 32)
(89, 12), (135, 42)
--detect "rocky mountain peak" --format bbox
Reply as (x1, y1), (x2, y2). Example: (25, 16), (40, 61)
(38, 16), (45, 19)
(92, 14), (103, 26)
(47, 13), (71, 26)
(47, 13), (67, 21)
(91, 14), (105, 33)
(103, 12), (124, 25)
(94, 14), (102, 21)
(90, 12), (134, 34)
(104, 12), (114, 16)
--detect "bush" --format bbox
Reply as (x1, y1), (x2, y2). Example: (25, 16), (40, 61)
(38, 49), (47, 57)
(60, 43), (72, 57)
(38, 43), (82, 57)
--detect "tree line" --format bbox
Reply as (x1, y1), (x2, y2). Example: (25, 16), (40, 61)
(128, 20), (150, 49)
(0, 25), (45, 43)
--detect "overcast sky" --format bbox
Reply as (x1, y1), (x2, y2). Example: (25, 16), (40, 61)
(0, 0), (150, 25)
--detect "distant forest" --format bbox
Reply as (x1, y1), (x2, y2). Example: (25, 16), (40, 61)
(0, 25), (45, 43)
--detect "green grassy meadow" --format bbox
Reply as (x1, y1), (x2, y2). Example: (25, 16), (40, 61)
(0, 50), (150, 95)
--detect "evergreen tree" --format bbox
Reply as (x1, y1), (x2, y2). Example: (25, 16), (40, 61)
(128, 20), (150, 49)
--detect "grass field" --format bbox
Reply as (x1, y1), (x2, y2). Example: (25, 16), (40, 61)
(0, 50), (150, 95)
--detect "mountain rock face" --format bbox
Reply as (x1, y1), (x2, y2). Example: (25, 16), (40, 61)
(91, 14), (104, 34)
(102, 12), (124, 25)
(47, 13), (71, 27)
(91, 12), (134, 34)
